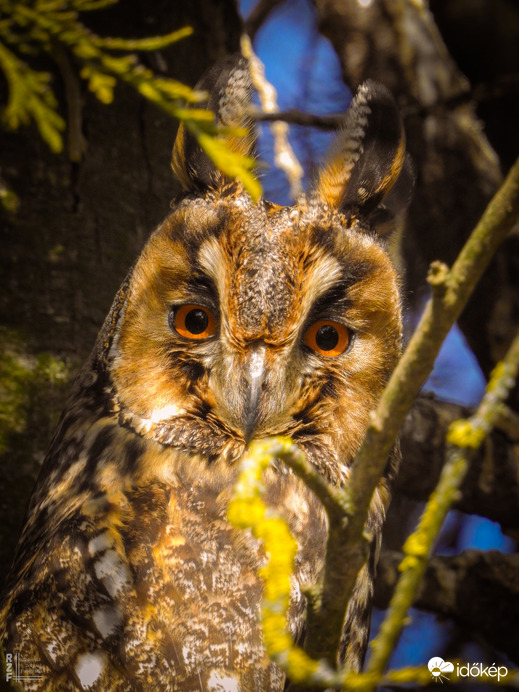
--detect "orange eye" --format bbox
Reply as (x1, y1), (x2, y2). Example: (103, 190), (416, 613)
(171, 304), (216, 340)
(304, 320), (350, 357)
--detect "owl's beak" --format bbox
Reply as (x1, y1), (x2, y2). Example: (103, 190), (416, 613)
(243, 343), (267, 443)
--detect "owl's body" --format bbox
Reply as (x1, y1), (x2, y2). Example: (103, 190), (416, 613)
(1, 56), (411, 690)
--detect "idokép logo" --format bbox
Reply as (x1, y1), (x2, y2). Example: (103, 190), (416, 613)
(428, 657), (454, 683)
(427, 657), (509, 684)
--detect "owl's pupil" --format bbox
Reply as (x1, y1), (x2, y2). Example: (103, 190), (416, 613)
(315, 325), (339, 351)
(185, 309), (209, 334)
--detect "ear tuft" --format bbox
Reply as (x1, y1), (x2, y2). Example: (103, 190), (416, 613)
(316, 80), (411, 230)
(171, 54), (255, 193)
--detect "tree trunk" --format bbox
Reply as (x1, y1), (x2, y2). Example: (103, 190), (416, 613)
(0, 0), (242, 584)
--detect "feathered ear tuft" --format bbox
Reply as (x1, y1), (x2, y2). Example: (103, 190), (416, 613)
(315, 80), (412, 232)
(171, 54), (256, 193)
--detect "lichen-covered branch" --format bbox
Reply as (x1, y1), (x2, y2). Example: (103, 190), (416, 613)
(366, 330), (519, 679)
(351, 153), (519, 517)
(227, 437), (336, 687)
(229, 429), (519, 688)
(375, 549), (519, 664)
(296, 154), (519, 675)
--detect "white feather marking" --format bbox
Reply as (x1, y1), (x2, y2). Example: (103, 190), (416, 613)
(197, 236), (227, 300)
(93, 606), (121, 638)
(149, 403), (184, 423)
(207, 671), (240, 692)
(88, 532), (112, 557)
(75, 651), (106, 689)
(94, 549), (130, 597)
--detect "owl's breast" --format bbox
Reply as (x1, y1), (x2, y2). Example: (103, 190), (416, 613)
(2, 410), (326, 690)
(115, 473), (279, 688)
(118, 456), (327, 688)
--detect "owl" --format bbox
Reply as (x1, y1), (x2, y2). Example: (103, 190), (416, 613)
(0, 55), (412, 691)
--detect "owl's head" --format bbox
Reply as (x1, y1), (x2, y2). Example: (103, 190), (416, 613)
(107, 56), (412, 479)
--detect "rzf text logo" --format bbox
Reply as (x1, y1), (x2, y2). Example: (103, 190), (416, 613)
(5, 653), (12, 681)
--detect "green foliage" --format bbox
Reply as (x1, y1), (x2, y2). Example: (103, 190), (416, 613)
(0, 38), (65, 152)
(0, 0), (260, 199)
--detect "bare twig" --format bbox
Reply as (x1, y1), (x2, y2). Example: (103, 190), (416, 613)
(241, 34), (304, 200)
(244, 0), (286, 40)
(494, 406), (519, 442)
(246, 75), (519, 131)
(249, 107), (343, 130)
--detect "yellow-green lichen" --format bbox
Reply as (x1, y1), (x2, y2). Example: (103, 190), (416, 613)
(227, 438), (322, 685)
(0, 328), (72, 455)
(446, 419), (486, 449)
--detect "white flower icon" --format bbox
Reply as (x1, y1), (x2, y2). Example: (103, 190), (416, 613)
(428, 657), (454, 683)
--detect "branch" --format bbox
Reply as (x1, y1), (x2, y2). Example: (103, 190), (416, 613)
(366, 330), (519, 679)
(248, 74), (519, 130)
(241, 35), (304, 200)
(398, 396), (519, 530)
(352, 151), (519, 515)
(374, 549), (519, 664)
(227, 437), (339, 687)
(249, 107), (343, 130)
(227, 438), (519, 690)
(244, 0), (286, 40)
(299, 154), (519, 670)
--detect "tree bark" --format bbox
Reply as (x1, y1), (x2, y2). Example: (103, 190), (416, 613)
(0, 0), (242, 584)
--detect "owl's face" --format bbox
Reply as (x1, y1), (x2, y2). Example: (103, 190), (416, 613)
(110, 187), (401, 478)
(107, 59), (411, 482)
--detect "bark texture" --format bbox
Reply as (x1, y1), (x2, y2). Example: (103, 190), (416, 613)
(0, 0), (242, 582)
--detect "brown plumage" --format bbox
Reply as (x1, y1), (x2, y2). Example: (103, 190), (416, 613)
(0, 55), (412, 690)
